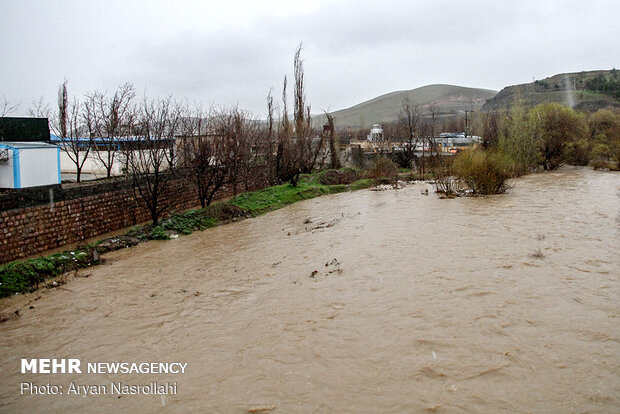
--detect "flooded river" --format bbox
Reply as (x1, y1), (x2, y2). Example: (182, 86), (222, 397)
(1, 167), (619, 413)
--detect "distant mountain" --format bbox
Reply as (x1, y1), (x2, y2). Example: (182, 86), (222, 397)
(481, 69), (620, 112)
(314, 84), (498, 129)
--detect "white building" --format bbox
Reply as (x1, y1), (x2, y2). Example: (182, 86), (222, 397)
(0, 142), (61, 188)
(367, 124), (384, 142)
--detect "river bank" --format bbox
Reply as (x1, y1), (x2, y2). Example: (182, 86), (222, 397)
(0, 172), (372, 300)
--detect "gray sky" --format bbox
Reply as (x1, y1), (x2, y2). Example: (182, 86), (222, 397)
(2, 0), (619, 117)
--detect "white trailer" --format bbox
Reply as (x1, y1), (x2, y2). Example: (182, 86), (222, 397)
(0, 142), (61, 188)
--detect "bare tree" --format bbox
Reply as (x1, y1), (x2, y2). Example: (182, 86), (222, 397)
(293, 44), (312, 176)
(427, 102), (439, 157)
(397, 97), (422, 168)
(265, 89), (279, 183)
(1, 96), (19, 117)
(124, 97), (180, 225)
(279, 43), (321, 185)
(213, 106), (256, 195)
(275, 76), (293, 183)
(57, 80), (68, 138)
(0, 96), (20, 140)
(28, 97), (51, 118)
(178, 105), (230, 207)
(325, 112), (341, 169)
(50, 80), (92, 182)
(93, 83), (136, 178)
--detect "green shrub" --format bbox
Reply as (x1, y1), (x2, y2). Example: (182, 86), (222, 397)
(564, 139), (591, 166)
(529, 103), (589, 170)
(454, 149), (513, 195)
(150, 226), (170, 240)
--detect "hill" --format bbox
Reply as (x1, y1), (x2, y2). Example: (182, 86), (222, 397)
(481, 69), (620, 112)
(314, 84), (497, 129)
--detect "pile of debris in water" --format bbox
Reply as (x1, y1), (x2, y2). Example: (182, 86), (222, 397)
(370, 180), (409, 191)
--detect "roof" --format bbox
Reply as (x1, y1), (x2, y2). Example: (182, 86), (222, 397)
(0, 141), (60, 150)
(0, 117), (51, 143)
(50, 134), (175, 143)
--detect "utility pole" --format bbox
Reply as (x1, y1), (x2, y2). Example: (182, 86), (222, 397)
(464, 110), (474, 138)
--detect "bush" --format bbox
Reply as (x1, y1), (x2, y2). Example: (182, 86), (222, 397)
(453, 149), (513, 195)
(365, 157), (399, 184)
(588, 109), (620, 170)
(318, 168), (363, 185)
(498, 99), (542, 176)
(591, 141), (620, 170)
(529, 103), (589, 170)
(564, 139), (591, 166)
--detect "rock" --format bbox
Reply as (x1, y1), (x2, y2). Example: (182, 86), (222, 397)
(0, 310), (20, 323)
(97, 235), (141, 252)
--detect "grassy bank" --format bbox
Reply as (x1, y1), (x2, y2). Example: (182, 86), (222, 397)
(0, 173), (372, 298)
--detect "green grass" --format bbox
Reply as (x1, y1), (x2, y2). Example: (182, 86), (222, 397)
(0, 171), (373, 298)
(150, 209), (219, 240)
(229, 174), (367, 215)
(0, 245), (99, 298)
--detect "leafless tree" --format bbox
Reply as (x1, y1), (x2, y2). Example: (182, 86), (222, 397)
(275, 76), (293, 183)
(325, 112), (341, 169)
(1, 96), (19, 117)
(27, 97), (51, 118)
(57, 80), (69, 138)
(427, 102), (439, 156)
(293, 44), (312, 176)
(218, 106), (267, 195)
(397, 97), (422, 168)
(124, 97), (180, 225)
(276, 43), (323, 185)
(93, 83), (136, 178)
(0, 96), (20, 140)
(264, 89), (279, 183)
(49, 80), (91, 182)
(177, 105), (230, 207)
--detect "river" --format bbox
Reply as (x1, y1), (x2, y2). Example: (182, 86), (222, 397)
(1, 167), (618, 413)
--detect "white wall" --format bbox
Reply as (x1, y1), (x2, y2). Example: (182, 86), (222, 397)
(60, 151), (125, 177)
(59, 150), (173, 179)
(19, 147), (60, 187)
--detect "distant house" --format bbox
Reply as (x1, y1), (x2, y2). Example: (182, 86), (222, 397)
(0, 142), (61, 189)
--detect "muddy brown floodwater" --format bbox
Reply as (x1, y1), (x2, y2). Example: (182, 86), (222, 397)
(1, 167), (619, 413)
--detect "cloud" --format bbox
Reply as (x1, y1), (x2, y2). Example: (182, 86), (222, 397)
(1, 0), (618, 116)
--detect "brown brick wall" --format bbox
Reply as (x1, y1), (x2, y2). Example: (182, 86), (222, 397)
(0, 176), (267, 264)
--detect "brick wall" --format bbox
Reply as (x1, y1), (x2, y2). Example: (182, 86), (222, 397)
(0, 174), (268, 264)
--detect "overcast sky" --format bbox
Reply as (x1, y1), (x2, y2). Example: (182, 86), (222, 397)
(2, 0), (619, 117)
